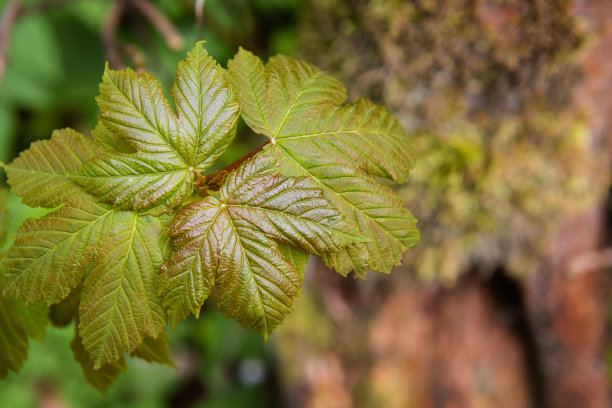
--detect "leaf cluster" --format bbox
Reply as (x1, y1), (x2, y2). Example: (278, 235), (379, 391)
(0, 42), (418, 390)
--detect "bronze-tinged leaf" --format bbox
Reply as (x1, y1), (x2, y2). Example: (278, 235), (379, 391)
(79, 213), (168, 369)
(71, 327), (127, 393)
(160, 155), (360, 336)
(131, 331), (174, 367)
(0, 254), (48, 378)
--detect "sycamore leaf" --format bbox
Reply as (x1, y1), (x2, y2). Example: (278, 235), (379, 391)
(93, 122), (135, 154)
(4, 128), (105, 208)
(4, 200), (169, 367)
(16, 301), (48, 343)
(77, 43), (239, 213)
(131, 331), (174, 367)
(71, 327), (127, 393)
(3, 133), (171, 367)
(0, 250), (47, 378)
(0, 257), (28, 378)
(49, 286), (82, 328)
(279, 244), (309, 275)
(3, 199), (116, 305)
(172, 41), (240, 168)
(160, 154), (358, 336)
(227, 50), (419, 276)
(79, 212), (168, 368)
(0, 293), (29, 379)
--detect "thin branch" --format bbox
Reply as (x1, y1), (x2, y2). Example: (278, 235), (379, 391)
(128, 0), (184, 50)
(102, 0), (125, 69)
(0, 0), (22, 86)
(195, 0), (206, 28)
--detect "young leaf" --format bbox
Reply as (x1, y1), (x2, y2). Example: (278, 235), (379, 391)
(0, 259), (29, 378)
(172, 41), (240, 169)
(49, 286), (82, 327)
(0, 299), (29, 378)
(160, 154), (359, 336)
(78, 213), (168, 368)
(71, 327), (127, 393)
(227, 50), (419, 276)
(77, 43), (239, 213)
(227, 50), (414, 183)
(15, 301), (48, 343)
(4, 199), (117, 305)
(0, 245), (47, 377)
(131, 331), (174, 367)
(4, 128), (105, 208)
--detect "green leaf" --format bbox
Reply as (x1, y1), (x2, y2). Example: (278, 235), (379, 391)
(0, 253), (47, 378)
(15, 301), (48, 343)
(227, 49), (419, 276)
(49, 286), (82, 327)
(96, 65), (182, 155)
(77, 43), (239, 213)
(131, 331), (174, 367)
(4, 124), (172, 366)
(4, 128), (105, 208)
(0, 294), (29, 379)
(78, 152), (195, 213)
(92, 121), (135, 154)
(0, 263), (28, 378)
(172, 41), (240, 168)
(79, 212), (168, 368)
(160, 155), (357, 336)
(278, 244), (309, 275)
(3, 199), (116, 305)
(71, 327), (127, 393)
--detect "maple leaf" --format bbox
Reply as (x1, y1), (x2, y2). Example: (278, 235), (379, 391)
(4, 128), (105, 208)
(77, 42), (239, 214)
(3, 130), (171, 368)
(72, 323), (173, 392)
(0, 192), (49, 378)
(131, 331), (174, 367)
(160, 154), (362, 337)
(227, 49), (420, 276)
(71, 326), (127, 393)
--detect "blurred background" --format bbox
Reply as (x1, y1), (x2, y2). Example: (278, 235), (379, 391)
(0, 0), (611, 407)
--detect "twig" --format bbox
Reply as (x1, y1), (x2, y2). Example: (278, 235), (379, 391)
(195, 0), (206, 28)
(0, 0), (22, 86)
(128, 0), (184, 50)
(102, 1), (125, 69)
(196, 143), (270, 195)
